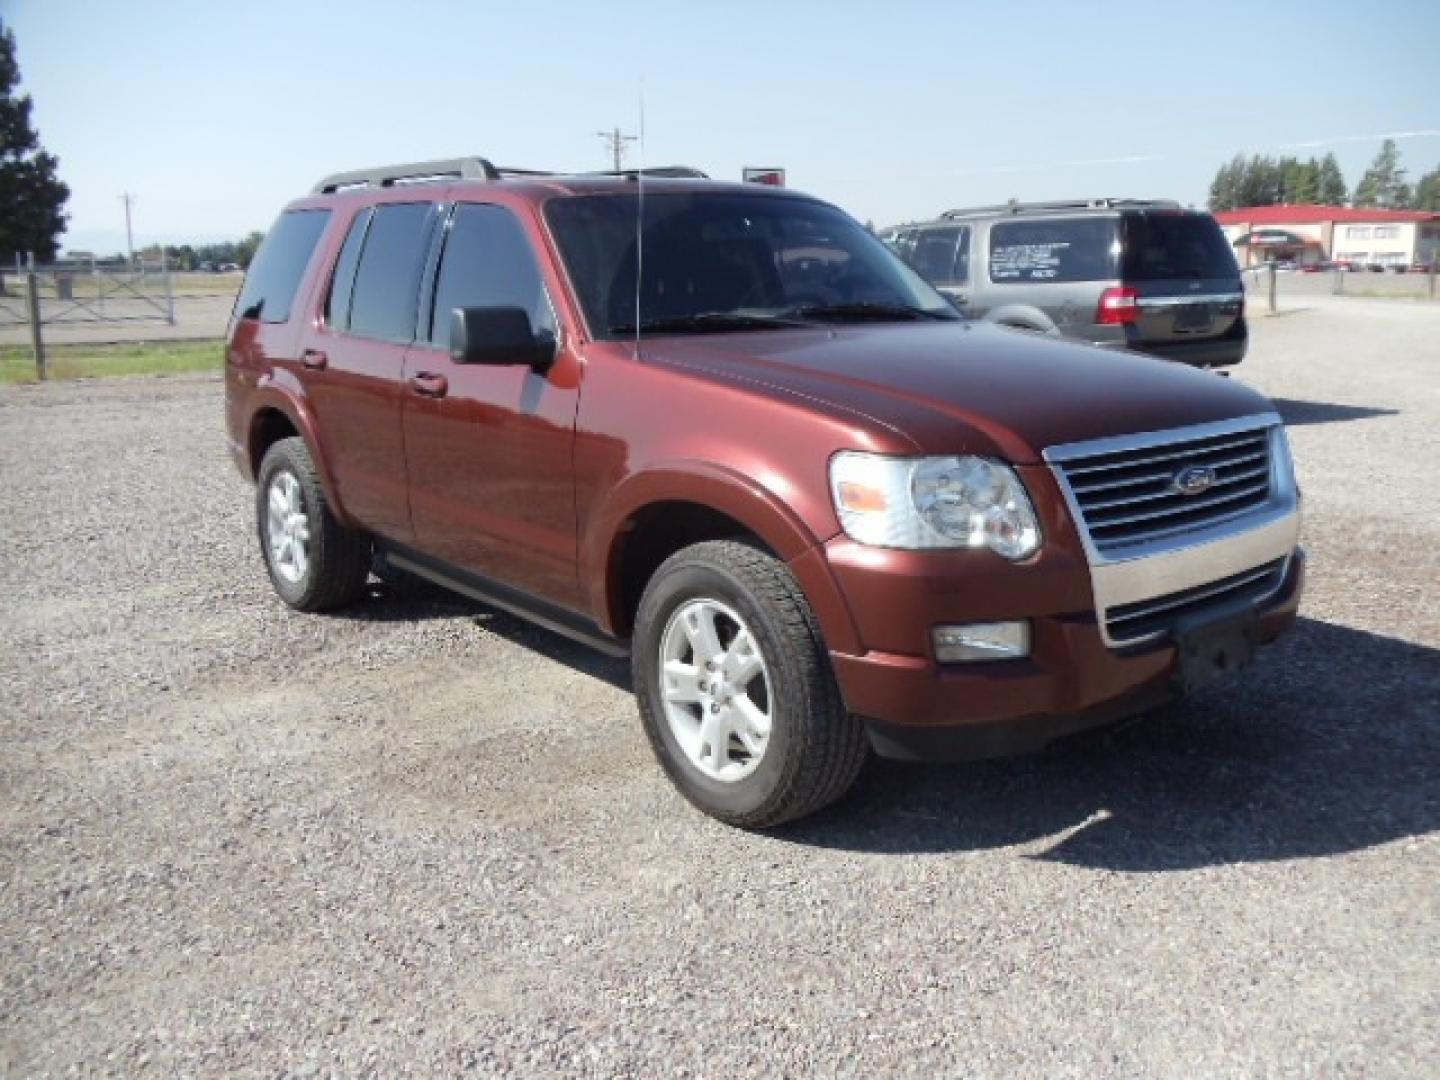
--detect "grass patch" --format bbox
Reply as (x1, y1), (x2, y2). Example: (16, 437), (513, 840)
(0, 339), (224, 384)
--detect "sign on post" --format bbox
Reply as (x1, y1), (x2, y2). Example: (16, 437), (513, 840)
(742, 167), (786, 187)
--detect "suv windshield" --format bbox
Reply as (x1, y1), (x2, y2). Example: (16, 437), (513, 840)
(545, 192), (957, 339)
(1122, 211), (1239, 280)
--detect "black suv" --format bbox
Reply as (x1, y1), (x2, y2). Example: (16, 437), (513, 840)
(891, 199), (1248, 368)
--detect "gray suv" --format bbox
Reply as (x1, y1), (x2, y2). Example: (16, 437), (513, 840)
(891, 199), (1247, 368)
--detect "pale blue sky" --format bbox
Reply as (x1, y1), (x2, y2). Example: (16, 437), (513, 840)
(5, 0), (1439, 254)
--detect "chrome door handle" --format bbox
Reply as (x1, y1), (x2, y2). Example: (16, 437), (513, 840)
(409, 372), (448, 398)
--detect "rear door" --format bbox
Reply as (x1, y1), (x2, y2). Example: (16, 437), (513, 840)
(298, 200), (440, 542)
(1122, 211), (1244, 345)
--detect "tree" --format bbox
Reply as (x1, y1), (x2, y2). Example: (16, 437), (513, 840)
(236, 230), (265, 269)
(1412, 166), (1440, 212)
(1354, 139), (1412, 209)
(0, 18), (70, 264)
(1316, 153), (1348, 205)
(1208, 155), (1246, 211)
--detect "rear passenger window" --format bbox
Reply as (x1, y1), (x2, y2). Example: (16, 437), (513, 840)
(427, 204), (555, 344)
(989, 218), (1118, 283)
(324, 209), (371, 332)
(347, 202), (437, 343)
(910, 226), (969, 284)
(234, 209), (331, 323)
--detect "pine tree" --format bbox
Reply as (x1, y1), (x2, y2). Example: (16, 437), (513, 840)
(1208, 156), (1245, 210)
(1412, 166), (1440, 212)
(1316, 153), (1348, 205)
(1354, 139), (1412, 209)
(0, 19), (70, 264)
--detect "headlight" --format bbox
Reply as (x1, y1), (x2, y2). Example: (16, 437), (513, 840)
(829, 452), (1042, 558)
(1269, 424), (1299, 499)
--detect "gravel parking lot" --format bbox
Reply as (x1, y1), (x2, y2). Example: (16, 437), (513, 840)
(2, 300), (1437, 1076)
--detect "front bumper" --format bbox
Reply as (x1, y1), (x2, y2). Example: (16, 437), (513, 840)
(827, 546), (1304, 762)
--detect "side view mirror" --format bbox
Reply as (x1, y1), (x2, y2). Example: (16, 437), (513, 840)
(449, 306), (556, 371)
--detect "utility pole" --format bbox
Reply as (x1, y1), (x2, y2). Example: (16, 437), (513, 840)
(596, 127), (637, 173)
(120, 192), (136, 265)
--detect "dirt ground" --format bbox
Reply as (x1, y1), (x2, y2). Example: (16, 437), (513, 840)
(1, 298), (1436, 1075)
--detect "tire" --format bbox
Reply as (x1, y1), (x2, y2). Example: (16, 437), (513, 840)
(632, 539), (867, 828)
(255, 436), (371, 612)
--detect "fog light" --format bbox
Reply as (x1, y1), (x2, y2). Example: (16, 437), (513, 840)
(933, 621), (1030, 663)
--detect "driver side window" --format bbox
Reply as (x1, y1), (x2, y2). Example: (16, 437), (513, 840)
(427, 203), (556, 346)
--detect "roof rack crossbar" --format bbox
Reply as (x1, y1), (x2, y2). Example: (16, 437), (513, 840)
(940, 197), (1181, 219)
(311, 157), (506, 194)
(586, 165), (710, 180)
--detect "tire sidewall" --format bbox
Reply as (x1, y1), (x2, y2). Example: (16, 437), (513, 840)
(256, 442), (317, 607)
(634, 557), (811, 822)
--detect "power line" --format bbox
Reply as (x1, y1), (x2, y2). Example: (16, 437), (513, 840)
(597, 127), (637, 172)
(120, 192), (137, 263)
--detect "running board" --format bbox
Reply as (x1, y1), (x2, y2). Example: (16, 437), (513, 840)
(378, 544), (630, 658)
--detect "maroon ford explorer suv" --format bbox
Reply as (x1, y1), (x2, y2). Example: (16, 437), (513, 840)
(225, 158), (1303, 827)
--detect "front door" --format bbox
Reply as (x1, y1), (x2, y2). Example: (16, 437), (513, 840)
(401, 202), (582, 609)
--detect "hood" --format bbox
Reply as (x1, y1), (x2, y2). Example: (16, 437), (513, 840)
(641, 321), (1274, 462)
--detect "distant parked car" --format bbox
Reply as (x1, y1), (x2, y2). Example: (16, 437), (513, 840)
(897, 198), (1247, 368)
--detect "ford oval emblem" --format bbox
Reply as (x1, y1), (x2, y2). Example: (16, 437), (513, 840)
(1173, 464), (1217, 496)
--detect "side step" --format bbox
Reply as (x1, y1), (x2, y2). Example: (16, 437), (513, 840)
(377, 543), (630, 659)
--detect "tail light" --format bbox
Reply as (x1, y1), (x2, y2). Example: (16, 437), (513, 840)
(1096, 286), (1139, 325)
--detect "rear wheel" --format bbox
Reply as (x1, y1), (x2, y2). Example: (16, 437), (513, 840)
(256, 437), (371, 611)
(632, 539), (867, 828)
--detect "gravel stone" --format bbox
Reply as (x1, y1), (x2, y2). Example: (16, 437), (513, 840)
(1, 298), (1437, 1075)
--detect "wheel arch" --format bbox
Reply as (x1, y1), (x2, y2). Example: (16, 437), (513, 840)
(244, 384), (354, 526)
(984, 304), (1060, 334)
(589, 464), (860, 653)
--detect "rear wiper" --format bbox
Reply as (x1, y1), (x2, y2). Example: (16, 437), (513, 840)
(609, 312), (811, 335)
(786, 301), (949, 323)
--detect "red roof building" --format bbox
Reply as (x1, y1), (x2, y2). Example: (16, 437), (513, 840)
(1214, 205), (1440, 268)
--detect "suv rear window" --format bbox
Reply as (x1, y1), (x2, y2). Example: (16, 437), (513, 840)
(989, 218), (1118, 284)
(234, 209), (331, 323)
(1122, 212), (1238, 280)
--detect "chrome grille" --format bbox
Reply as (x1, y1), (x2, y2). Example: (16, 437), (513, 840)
(1105, 558), (1287, 645)
(1054, 426), (1274, 554)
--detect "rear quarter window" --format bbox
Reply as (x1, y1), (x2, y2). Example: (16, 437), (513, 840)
(234, 209), (332, 323)
(988, 218), (1118, 284)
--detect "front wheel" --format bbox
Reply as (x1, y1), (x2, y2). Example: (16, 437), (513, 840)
(632, 539), (867, 827)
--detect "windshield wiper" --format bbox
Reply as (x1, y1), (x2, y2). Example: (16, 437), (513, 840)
(785, 301), (951, 323)
(608, 312), (811, 335)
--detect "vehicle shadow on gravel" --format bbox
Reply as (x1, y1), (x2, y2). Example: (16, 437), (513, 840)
(781, 617), (1439, 870)
(334, 577), (632, 690)
(1270, 397), (1399, 426)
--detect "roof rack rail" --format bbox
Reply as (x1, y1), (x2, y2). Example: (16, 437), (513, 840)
(940, 197), (1181, 219)
(586, 165), (710, 180)
(310, 157), (545, 194)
